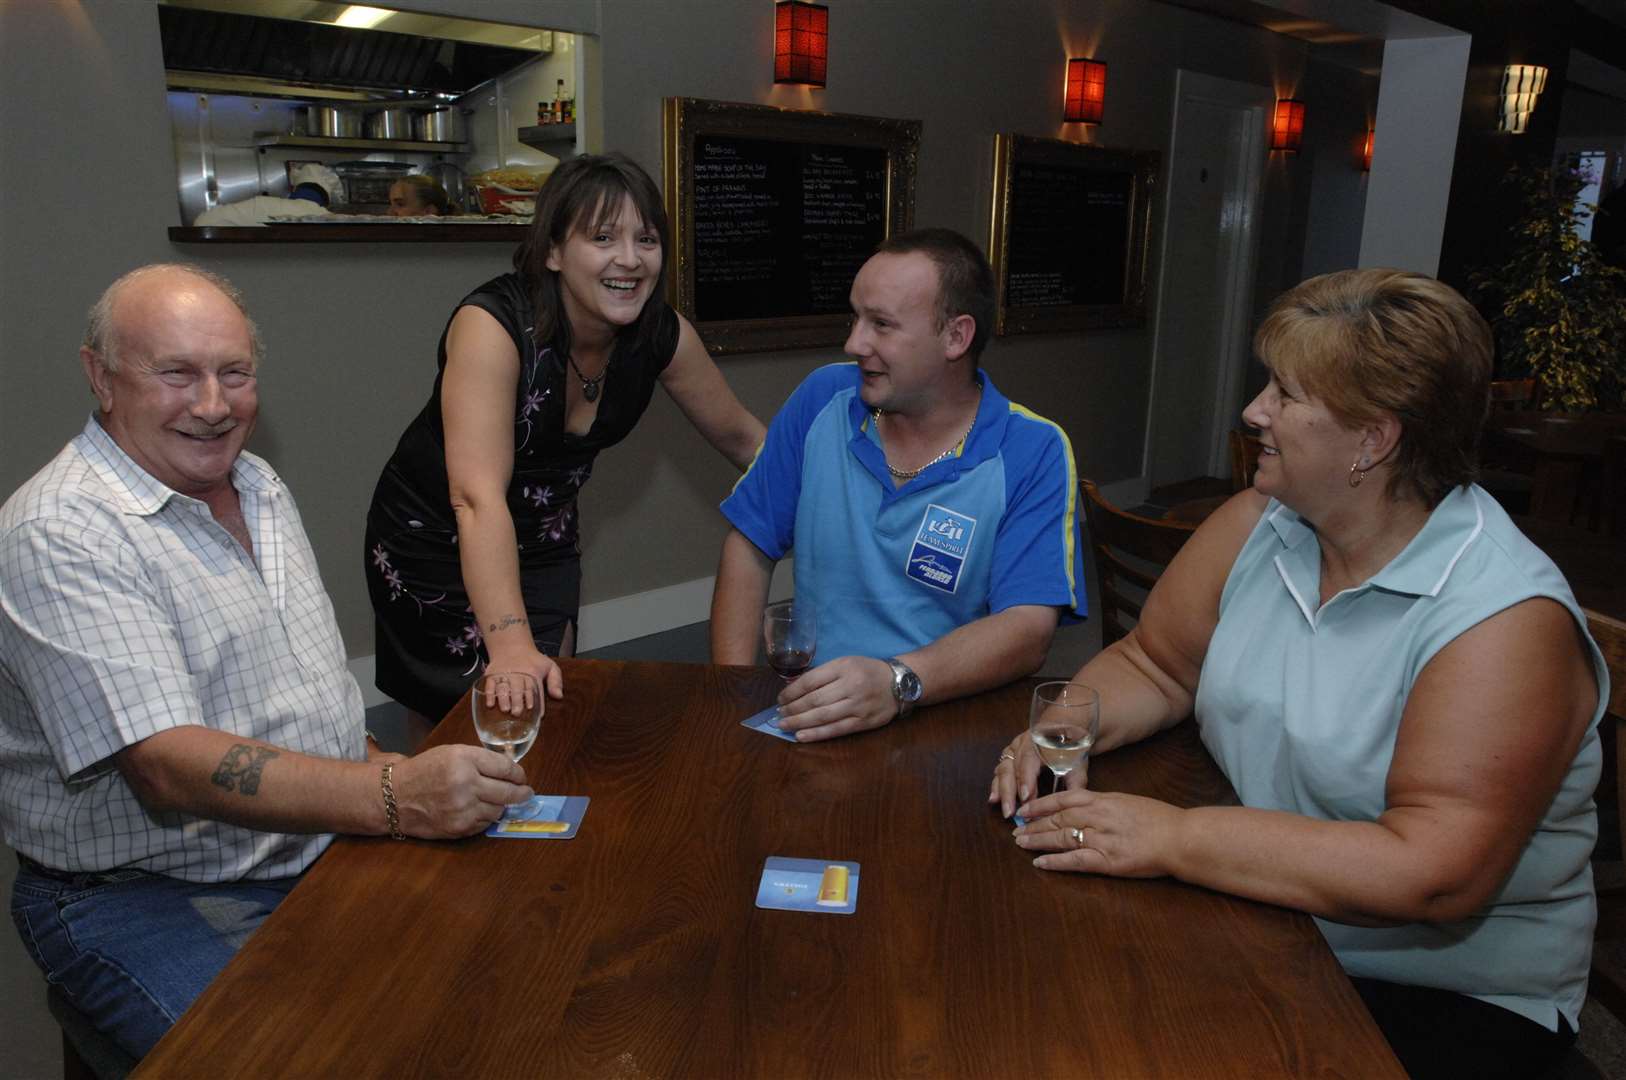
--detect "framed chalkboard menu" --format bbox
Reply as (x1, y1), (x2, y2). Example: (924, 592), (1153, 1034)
(663, 97), (920, 354)
(988, 134), (1158, 335)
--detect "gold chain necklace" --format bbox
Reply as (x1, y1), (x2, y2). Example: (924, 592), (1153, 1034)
(873, 407), (977, 480)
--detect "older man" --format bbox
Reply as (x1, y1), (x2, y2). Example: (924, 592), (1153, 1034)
(0, 264), (531, 1059)
(711, 228), (1086, 740)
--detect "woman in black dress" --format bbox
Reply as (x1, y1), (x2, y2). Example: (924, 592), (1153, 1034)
(365, 153), (764, 725)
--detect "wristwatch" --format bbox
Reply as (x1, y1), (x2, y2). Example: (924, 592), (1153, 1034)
(883, 658), (923, 718)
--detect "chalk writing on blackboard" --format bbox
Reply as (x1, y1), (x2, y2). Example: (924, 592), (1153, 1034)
(692, 135), (887, 322)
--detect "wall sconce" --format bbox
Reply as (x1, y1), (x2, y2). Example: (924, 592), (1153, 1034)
(1064, 58), (1107, 124)
(1270, 99), (1305, 153)
(1362, 128), (1374, 171)
(774, 1), (828, 87)
(1499, 64), (1548, 134)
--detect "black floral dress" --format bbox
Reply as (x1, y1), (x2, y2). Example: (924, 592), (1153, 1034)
(364, 273), (678, 718)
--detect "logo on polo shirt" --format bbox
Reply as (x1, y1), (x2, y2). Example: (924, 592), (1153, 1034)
(906, 503), (977, 593)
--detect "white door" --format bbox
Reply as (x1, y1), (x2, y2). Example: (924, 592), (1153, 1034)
(1144, 71), (1270, 489)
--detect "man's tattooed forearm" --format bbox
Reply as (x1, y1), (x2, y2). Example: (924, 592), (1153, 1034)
(486, 614), (529, 633)
(210, 744), (279, 796)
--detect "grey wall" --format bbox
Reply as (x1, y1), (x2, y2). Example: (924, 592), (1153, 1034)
(1, 0), (1351, 658)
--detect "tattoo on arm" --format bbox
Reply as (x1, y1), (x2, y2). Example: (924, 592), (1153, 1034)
(486, 614), (529, 634)
(210, 744), (280, 796)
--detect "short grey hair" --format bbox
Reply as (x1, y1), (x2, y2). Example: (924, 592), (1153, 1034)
(83, 263), (264, 372)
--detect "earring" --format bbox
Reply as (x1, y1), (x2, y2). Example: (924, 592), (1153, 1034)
(1347, 459), (1369, 489)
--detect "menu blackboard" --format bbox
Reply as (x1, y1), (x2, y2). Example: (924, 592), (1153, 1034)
(691, 136), (887, 322)
(664, 98), (920, 355)
(988, 135), (1157, 335)
(1004, 162), (1131, 308)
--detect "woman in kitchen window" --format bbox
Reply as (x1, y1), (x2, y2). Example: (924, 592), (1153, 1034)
(364, 152), (764, 731)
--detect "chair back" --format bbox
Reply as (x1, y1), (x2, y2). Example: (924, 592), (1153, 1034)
(1600, 436), (1626, 538)
(1489, 377), (1536, 411)
(1229, 430), (1263, 493)
(1080, 479), (1198, 647)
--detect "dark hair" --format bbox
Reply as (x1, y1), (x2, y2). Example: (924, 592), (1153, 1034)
(513, 153), (670, 362)
(395, 174), (450, 215)
(1253, 268), (1493, 507)
(875, 227), (996, 364)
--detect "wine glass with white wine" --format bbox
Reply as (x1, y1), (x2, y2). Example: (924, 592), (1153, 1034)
(471, 671), (542, 764)
(1028, 681), (1100, 796)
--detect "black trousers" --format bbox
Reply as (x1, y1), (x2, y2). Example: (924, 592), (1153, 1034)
(1353, 977), (1577, 1080)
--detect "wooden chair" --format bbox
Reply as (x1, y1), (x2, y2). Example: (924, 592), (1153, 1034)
(1490, 377), (1537, 411)
(1080, 479), (1198, 648)
(1229, 429), (1263, 493)
(1598, 436), (1625, 538)
(1585, 612), (1626, 1020)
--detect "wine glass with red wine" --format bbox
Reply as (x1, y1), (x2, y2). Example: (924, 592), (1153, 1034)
(763, 600), (817, 686)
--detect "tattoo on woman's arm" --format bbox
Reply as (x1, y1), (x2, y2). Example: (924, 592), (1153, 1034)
(487, 614), (529, 634)
(210, 744), (280, 796)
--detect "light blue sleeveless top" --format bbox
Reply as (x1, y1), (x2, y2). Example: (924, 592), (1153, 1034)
(1196, 485), (1608, 1031)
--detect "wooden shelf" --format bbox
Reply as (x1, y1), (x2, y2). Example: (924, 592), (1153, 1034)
(517, 123), (576, 149)
(169, 223), (528, 243)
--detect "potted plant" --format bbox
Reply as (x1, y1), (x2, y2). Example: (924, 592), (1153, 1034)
(1472, 162), (1626, 411)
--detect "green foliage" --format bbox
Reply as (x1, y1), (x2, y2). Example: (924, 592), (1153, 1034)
(1471, 162), (1626, 411)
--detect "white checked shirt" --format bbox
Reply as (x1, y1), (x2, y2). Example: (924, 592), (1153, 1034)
(0, 417), (366, 881)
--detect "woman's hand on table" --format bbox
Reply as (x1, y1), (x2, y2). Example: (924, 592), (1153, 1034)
(988, 731), (1073, 818)
(484, 644), (565, 714)
(1011, 789), (1183, 877)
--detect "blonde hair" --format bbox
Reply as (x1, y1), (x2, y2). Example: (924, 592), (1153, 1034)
(1253, 268), (1492, 507)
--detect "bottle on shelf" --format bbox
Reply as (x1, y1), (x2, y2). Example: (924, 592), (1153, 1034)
(553, 79), (566, 123)
(537, 101), (552, 125)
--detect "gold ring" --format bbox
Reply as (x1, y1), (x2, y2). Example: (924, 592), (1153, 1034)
(998, 752), (1015, 764)
(1067, 827), (1085, 848)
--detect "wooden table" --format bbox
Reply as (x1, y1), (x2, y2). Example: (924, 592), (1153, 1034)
(136, 660), (1400, 1079)
(1487, 410), (1626, 521)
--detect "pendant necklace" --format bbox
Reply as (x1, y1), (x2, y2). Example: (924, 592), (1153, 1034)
(873, 402), (978, 481)
(568, 353), (608, 403)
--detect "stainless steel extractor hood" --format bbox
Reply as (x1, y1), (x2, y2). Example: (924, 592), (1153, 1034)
(159, 0), (551, 100)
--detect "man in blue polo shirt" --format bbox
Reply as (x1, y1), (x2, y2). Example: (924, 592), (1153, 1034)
(711, 228), (1086, 741)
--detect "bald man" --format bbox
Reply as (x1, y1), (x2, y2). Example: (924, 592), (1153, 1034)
(0, 264), (532, 1060)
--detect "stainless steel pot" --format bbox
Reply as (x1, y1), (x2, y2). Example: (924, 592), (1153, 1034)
(305, 104), (361, 138)
(414, 107), (466, 143)
(366, 107), (414, 140)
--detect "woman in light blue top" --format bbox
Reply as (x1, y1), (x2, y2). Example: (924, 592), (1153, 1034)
(991, 269), (1608, 1080)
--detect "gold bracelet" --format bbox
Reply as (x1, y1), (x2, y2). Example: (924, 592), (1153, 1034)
(380, 763), (405, 840)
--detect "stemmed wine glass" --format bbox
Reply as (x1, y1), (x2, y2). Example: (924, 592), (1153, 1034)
(763, 600), (817, 682)
(762, 600), (817, 726)
(1028, 681), (1100, 796)
(471, 671), (542, 764)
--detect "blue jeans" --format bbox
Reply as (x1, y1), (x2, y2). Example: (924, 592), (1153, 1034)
(11, 856), (303, 1059)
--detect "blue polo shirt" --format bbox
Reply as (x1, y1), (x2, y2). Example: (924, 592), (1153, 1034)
(721, 363), (1086, 662)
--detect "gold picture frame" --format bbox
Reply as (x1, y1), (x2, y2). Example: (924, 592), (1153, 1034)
(987, 134), (1159, 335)
(662, 97), (920, 355)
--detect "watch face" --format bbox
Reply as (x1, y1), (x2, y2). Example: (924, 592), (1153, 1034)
(901, 673), (922, 701)
(896, 667), (922, 702)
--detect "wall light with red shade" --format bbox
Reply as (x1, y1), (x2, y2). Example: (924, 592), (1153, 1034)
(1362, 127), (1374, 171)
(1064, 58), (1107, 124)
(1270, 99), (1306, 153)
(774, 1), (828, 87)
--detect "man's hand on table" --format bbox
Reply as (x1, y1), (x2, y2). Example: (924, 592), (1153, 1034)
(775, 656), (899, 742)
(392, 745), (532, 838)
